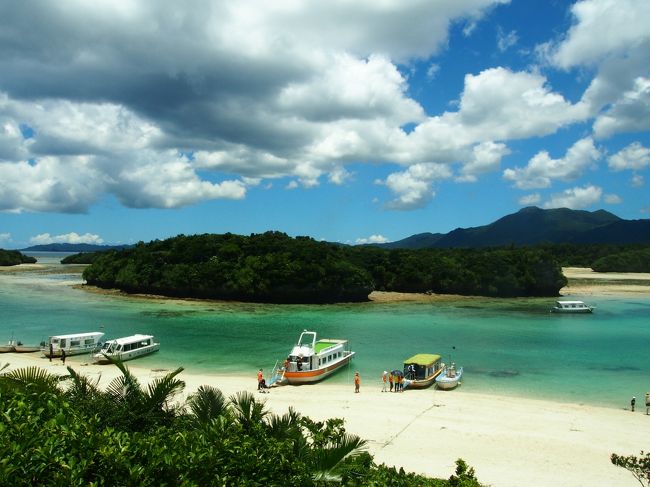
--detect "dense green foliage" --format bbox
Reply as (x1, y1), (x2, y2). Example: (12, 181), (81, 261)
(83, 232), (374, 303)
(82, 232), (567, 302)
(0, 363), (484, 486)
(611, 451), (650, 486)
(0, 249), (36, 266)
(61, 251), (102, 264)
(591, 248), (650, 272)
(535, 243), (650, 268)
(347, 246), (566, 297)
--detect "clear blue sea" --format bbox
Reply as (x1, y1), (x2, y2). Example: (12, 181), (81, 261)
(2, 253), (649, 409)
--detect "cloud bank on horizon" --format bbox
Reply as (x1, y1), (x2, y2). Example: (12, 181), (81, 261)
(0, 0), (649, 245)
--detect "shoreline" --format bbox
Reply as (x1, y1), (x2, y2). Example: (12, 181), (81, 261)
(3, 263), (650, 302)
(1, 351), (647, 487)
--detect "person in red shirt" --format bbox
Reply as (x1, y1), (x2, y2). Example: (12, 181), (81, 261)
(354, 371), (360, 393)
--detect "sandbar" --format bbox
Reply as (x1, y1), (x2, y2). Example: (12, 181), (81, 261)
(1, 352), (647, 487)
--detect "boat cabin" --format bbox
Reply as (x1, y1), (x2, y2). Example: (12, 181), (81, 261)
(551, 300), (594, 313)
(43, 332), (104, 357)
(100, 334), (155, 354)
(286, 330), (348, 372)
(403, 353), (442, 380)
(94, 334), (159, 363)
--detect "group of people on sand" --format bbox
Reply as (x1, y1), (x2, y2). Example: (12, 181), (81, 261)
(381, 370), (405, 392)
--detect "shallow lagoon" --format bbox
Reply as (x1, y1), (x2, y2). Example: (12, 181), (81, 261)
(1, 257), (648, 409)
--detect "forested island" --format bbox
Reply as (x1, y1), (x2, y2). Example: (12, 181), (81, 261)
(81, 232), (567, 303)
(0, 249), (37, 266)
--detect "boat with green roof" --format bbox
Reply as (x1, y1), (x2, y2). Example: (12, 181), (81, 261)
(403, 353), (443, 389)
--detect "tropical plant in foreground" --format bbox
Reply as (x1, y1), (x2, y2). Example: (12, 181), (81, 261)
(612, 451), (650, 487)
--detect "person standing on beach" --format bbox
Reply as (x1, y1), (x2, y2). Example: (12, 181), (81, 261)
(49, 343), (53, 362)
(389, 372), (394, 392)
(381, 371), (388, 392)
(257, 368), (264, 391)
(60, 349), (66, 365)
(354, 371), (360, 393)
(631, 396), (635, 412)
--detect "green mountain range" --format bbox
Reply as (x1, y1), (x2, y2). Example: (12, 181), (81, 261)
(379, 206), (650, 249)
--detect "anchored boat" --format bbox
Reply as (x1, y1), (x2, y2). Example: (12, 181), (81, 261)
(402, 353), (443, 389)
(42, 332), (105, 358)
(0, 340), (16, 353)
(271, 330), (355, 385)
(94, 334), (160, 363)
(435, 362), (463, 390)
(550, 300), (594, 313)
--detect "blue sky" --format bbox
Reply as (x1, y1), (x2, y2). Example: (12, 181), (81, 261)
(1, 0), (649, 249)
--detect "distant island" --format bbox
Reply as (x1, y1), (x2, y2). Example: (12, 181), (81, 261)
(0, 249), (37, 266)
(21, 243), (132, 253)
(82, 232), (567, 303)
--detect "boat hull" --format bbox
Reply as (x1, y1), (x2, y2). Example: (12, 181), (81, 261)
(405, 370), (442, 389)
(13, 346), (40, 353)
(551, 308), (593, 314)
(283, 352), (354, 384)
(94, 344), (160, 364)
(436, 367), (463, 390)
(0, 345), (15, 353)
(42, 345), (100, 358)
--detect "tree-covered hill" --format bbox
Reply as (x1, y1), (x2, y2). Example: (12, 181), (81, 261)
(82, 232), (567, 302)
(0, 249), (37, 266)
(379, 206), (650, 249)
(83, 232), (374, 303)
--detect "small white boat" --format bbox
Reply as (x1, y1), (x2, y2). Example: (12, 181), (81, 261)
(270, 330), (355, 385)
(0, 340), (16, 353)
(435, 362), (463, 390)
(550, 300), (594, 313)
(13, 342), (41, 353)
(93, 334), (160, 364)
(42, 332), (105, 358)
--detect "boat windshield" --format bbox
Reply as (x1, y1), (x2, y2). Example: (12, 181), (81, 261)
(297, 331), (316, 348)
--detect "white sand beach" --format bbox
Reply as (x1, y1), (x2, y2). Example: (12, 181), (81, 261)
(1, 352), (647, 487)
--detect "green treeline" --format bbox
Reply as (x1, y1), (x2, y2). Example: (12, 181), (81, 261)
(61, 252), (103, 264)
(83, 232), (374, 303)
(0, 249), (36, 266)
(591, 248), (650, 272)
(536, 243), (650, 268)
(347, 246), (565, 297)
(82, 232), (567, 302)
(0, 364), (484, 486)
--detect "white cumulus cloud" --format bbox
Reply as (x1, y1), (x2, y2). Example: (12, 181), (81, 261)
(381, 163), (453, 210)
(503, 137), (601, 190)
(607, 142), (650, 171)
(542, 185), (602, 209)
(29, 232), (105, 245)
(355, 234), (389, 245)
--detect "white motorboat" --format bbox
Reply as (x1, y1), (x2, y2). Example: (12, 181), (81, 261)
(94, 334), (160, 363)
(42, 332), (105, 358)
(270, 330), (354, 385)
(550, 300), (594, 313)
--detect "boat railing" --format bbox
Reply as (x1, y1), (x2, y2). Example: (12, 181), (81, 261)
(268, 359), (286, 387)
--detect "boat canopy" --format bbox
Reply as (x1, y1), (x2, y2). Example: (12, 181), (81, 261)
(404, 353), (441, 366)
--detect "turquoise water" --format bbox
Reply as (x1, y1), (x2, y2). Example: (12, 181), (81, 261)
(1, 256), (649, 408)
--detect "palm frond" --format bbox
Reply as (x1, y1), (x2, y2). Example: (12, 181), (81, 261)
(0, 366), (63, 393)
(145, 367), (185, 410)
(64, 365), (101, 399)
(311, 433), (368, 483)
(186, 385), (228, 424)
(229, 391), (269, 428)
